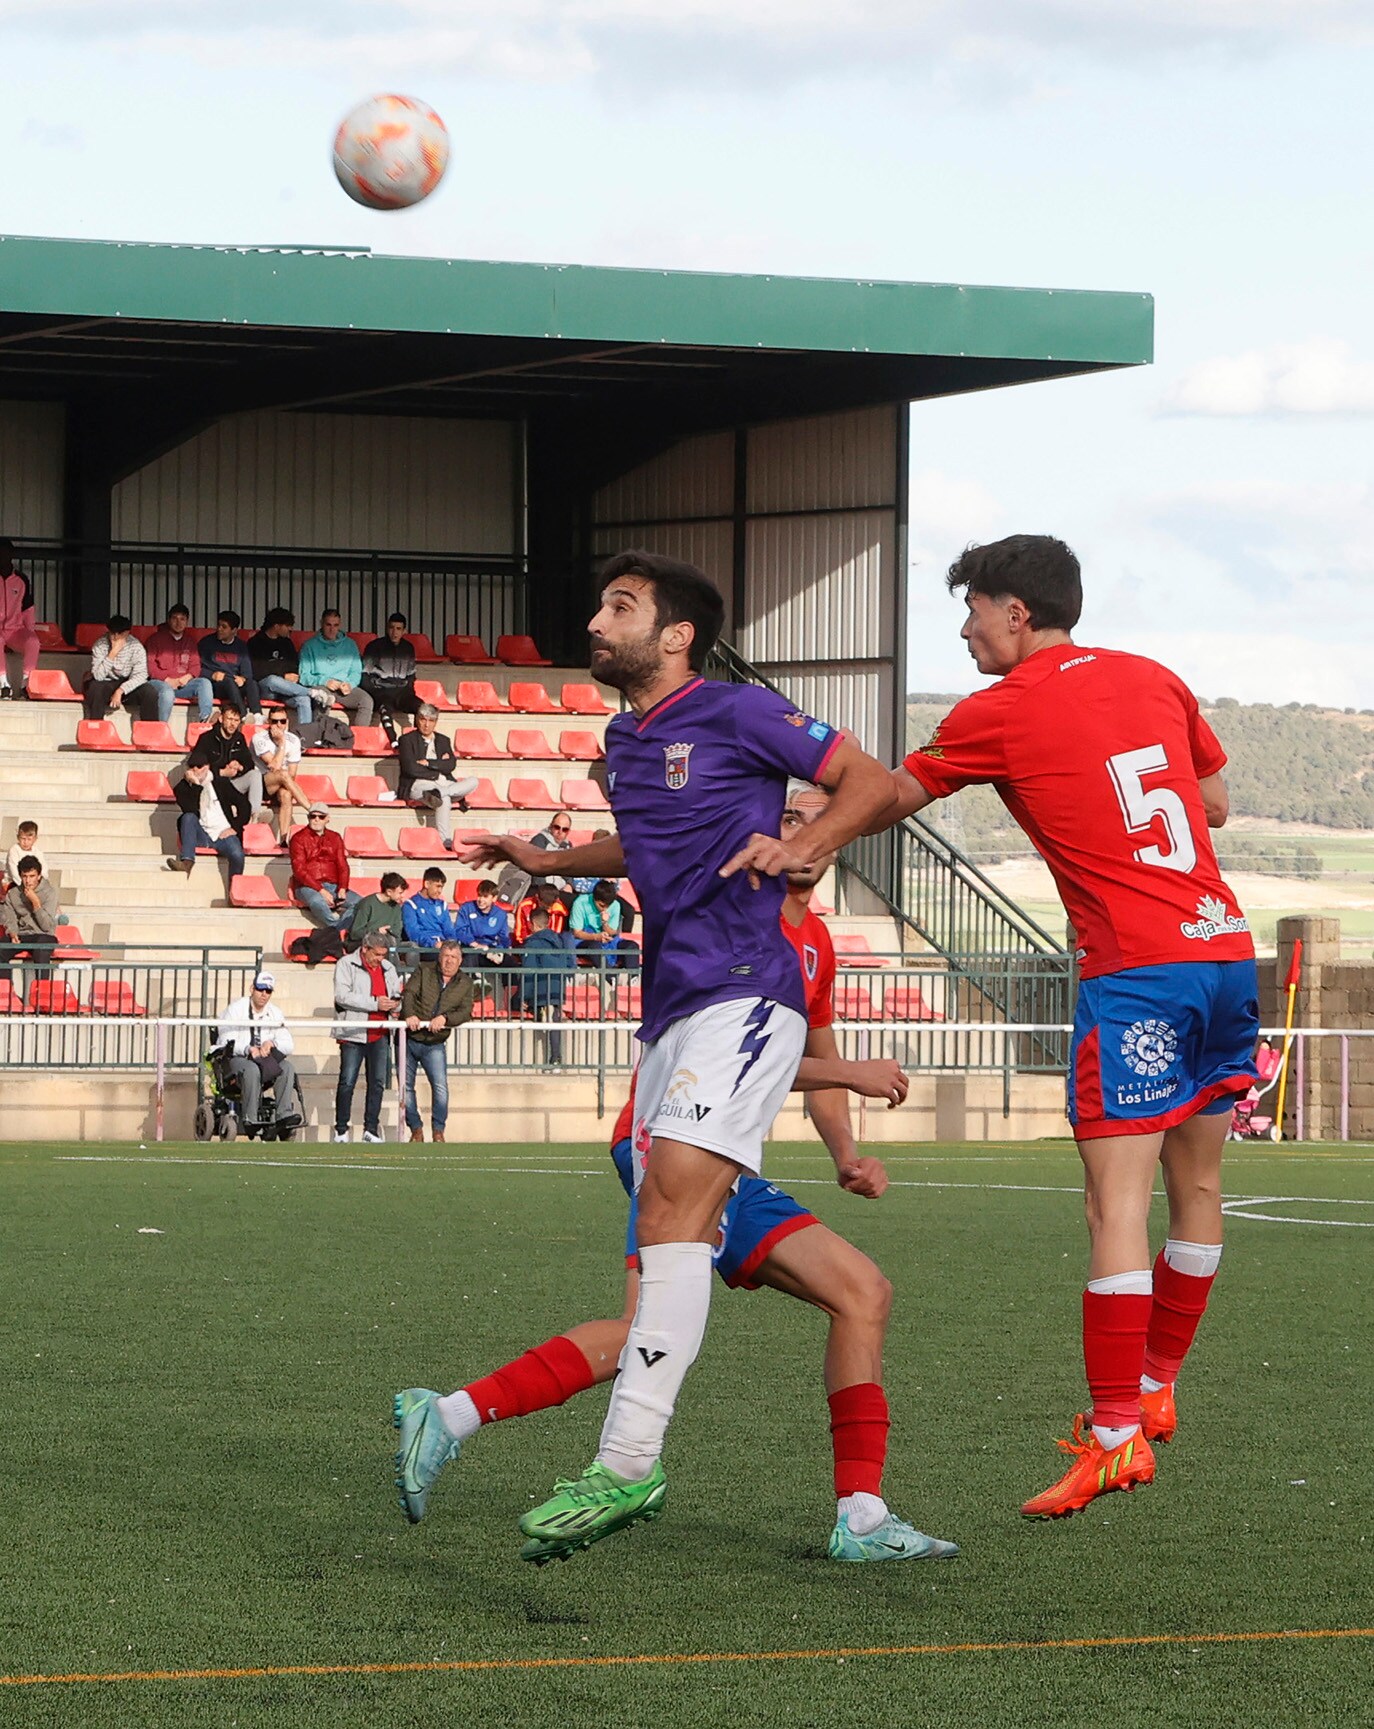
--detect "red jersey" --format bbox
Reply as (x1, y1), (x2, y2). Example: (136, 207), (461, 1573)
(903, 645), (1253, 979)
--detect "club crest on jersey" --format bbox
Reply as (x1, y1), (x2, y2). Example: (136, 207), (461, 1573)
(663, 741), (693, 789)
(801, 942), (819, 982)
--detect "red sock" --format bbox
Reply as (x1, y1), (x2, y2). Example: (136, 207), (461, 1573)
(828, 1382), (889, 1497)
(463, 1334), (595, 1424)
(1144, 1250), (1217, 1384)
(1082, 1290), (1152, 1431)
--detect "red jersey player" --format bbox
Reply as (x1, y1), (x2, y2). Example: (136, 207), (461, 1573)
(879, 534), (1259, 1518)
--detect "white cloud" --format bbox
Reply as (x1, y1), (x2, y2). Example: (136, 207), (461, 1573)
(908, 468), (1006, 575)
(1162, 340), (1374, 418)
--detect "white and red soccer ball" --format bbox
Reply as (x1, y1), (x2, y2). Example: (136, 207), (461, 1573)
(333, 95), (449, 211)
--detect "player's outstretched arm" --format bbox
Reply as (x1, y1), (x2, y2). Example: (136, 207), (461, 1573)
(862, 765), (937, 834)
(457, 833), (626, 877)
(721, 738), (896, 883)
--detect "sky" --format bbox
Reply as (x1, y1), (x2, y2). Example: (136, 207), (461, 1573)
(5, 1), (1373, 705)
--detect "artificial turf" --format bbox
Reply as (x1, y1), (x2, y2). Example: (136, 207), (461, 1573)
(1, 1138), (1370, 1728)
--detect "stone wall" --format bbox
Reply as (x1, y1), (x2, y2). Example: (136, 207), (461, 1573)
(1270, 916), (1372, 1141)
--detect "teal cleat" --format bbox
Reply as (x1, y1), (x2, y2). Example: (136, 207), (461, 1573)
(827, 1513), (960, 1563)
(392, 1388), (460, 1524)
(518, 1460), (667, 1566)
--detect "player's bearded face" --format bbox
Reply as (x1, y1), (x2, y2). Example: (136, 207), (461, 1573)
(588, 581), (665, 692)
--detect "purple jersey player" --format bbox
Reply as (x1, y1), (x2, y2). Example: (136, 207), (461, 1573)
(460, 550), (895, 1564)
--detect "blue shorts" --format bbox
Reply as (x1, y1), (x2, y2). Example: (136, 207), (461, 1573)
(611, 1138), (817, 1290)
(1068, 959), (1260, 1139)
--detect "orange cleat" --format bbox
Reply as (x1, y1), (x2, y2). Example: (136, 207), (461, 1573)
(1140, 1382), (1177, 1444)
(1020, 1415), (1155, 1519)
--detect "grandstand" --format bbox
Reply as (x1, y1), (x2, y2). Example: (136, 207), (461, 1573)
(0, 237), (1154, 1141)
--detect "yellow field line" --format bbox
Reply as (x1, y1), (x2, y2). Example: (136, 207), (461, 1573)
(3, 1626), (1370, 1688)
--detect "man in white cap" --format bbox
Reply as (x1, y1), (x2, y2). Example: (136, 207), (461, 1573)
(218, 971), (300, 1130)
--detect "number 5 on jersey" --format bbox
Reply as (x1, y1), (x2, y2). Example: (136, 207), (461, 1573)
(1107, 745), (1198, 874)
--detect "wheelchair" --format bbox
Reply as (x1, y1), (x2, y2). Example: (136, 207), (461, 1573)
(193, 1034), (304, 1143)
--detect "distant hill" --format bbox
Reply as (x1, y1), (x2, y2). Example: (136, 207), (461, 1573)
(905, 695), (1374, 864)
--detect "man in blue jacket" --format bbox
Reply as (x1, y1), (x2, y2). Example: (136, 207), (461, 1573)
(298, 609), (374, 728)
(453, 879), (511, 959)
(402, 868), (459, 950)
(199, 611), (261, 718)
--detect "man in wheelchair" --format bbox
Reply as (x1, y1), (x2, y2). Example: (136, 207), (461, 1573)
(211, 970), (303, 1139)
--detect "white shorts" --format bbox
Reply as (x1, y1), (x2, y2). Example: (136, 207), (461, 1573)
(633, 996), (807, 1182)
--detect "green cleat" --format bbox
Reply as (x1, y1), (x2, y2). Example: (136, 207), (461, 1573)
(517, 1460), (667, 1565)
(392, 1388), (460, 1524)
(827, 1513), (960, 1563)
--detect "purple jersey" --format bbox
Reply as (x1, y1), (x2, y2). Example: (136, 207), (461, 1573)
(605, 677), (841, 1042)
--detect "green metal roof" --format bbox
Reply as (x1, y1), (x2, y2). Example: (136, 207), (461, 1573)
(0, 234), (1152, 366)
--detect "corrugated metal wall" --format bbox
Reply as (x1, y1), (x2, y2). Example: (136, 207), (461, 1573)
(0, 401), (66, 617)
(113, 411), (517, 554)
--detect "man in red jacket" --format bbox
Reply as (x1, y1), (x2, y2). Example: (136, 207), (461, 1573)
(289, 802), (359, 931)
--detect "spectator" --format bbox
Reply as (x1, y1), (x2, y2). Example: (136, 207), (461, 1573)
(199, 610), (261, 719)
(0, 538), (39, 700)
(5, 819), (45, 887)
(167, 761), (248, 879)
(569, 878), (640, 970)
(514, 906), (577, 1065)
(453, 877), (511, 962)
(345, 870), (410, 952)
(361, 612), (421, 743)
(570, 827), (636, 934)
(397, 703), (479, 850)
(83, 614), (148, 720)
(513, 880), (568, 946)
(185, 701), (263, 819)
(252, 707), (312, 844)
(402, 867), (458, 950)
(332, 932), (401, 1144)
(298, 608), (374, 729)
(217, 971), (300, 1132)
(290, 802), (358, 931)
(401, 938), (474, 1143)
(248, 607), (311, 727)
(0, 854), (60, 983)
(144, 603), (215, 724)
(496, 810), (573, 907)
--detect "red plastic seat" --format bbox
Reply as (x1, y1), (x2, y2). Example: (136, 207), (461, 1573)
(76, 719), (134, 752)
(131, 720), (181, 752)
(505, 728), (555, 760)
(565, 981), (604, 1019)
(130, 624), (157, 644)
(346, 775), (394, 806)
(618, 880), (641, 912)
(34, 621), (75, 653)
(294, 774), (344, 806)
(408, 632), (443, 664)
(833, 981), (877, 1021)
(561, 777), (610, 812)
(508, 682), (563, 715)
(88, 981), (147, 1015)
(242, 823), (280, 857)
(496, 633), (552, 667)
(507, 777), (559, 810)
(449, 876), (482, 904)
(344, 825), (397, 858)
(185, 720), (213, 750)
(558, 729), (603, 761)
(560, 683), (613, 716)
(469, 994), (503, 1019)
(126, 770), (175, 802)
(289, 629), (311, 651)
(881, 980), (944, 1022)
(27, 979), (83, 1014)
(830, 933), (889, 967)
(347, 875), (381, 900)
(413, 678), (459, 712)
(230, 876), (293, 909)
(399, 827), (450, 859)
(452, 726), (510, 759)
(464, 777), (510, 809)
(74, 623), (105, 652)
(0, 980), (23, 1012)
(446, 633), (496, 665)
(27, 669), (81, 701)
(281, 926), (312, 961)
(457, 680), (510, 713)
(349, 726), (394, 757)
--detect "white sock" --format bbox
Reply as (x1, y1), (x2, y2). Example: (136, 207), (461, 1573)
(0, 674), (9, 688)
(1140, 1374), (1169, 1394)
(436, 1388), (482, 1442)
(1163, 1239), (1223, 1279)
(838, 1491), (889, 1536)
(1092, 1422), (1140, 1449)
(1086, 1270), (1153, 1296)
(596, 1241), (713, 1482)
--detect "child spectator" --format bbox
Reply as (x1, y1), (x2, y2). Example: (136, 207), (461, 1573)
(514, 907), (577, 1065)
(6, 820), (45, 887)
(569, 878), (639, 970)
(453, 878), (511, 963)
(513, 880), (568, 946)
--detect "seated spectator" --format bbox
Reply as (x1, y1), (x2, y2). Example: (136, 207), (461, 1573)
(5, 819), (45, 888)
(400, 939), (475, 1144)
(83, 614), (148, 720)
(290, 802), (358, 931)
(167, 761), (248, 879)
(514, 880), (568, 946)
(360, 612), (421, 744)
(0, 853), (60, 983)
(514, 906), (577, 1064)
(248, 607), (311, 727)
(185, 701), (263, 817)
(217, 971), (300, 1131)
(496, 811), (574, 908)
(298, 609), (374, 729)
(570, 827), (635, 933)
(397, 704), (479, 850)
(569, 878), (639, 970)
(0, 538), (39, 700)
(199, 611), (261, 718)
(402, 867), (458, 949)
(144, 602), (214, 723)
(345, 870), (410, 952)
(253, 708), (312, 844)
(453, 878), (511, 963)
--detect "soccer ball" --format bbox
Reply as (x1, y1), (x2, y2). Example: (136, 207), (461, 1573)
(333, 94), (449, 211)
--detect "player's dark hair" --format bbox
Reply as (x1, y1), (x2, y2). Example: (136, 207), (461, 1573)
(263, 606), (294, 629)
(592, 880), (617, 905)
(107, 613), (132, 634)
(17, 820), (37, 835)
(380, 871), (408, 893)
(423, 867), (446, 885)
(945, 535), (1082, 632)
(477, 879), (497, 895)
(219, 700), (242, 720)
(16, 854), (41, 876)
(387, 612), (408, 627)
(168, 601), (190, 619)
(599, 549), (725, 671)
(218, 609), (241, 629)
(529, 907), (550, 927)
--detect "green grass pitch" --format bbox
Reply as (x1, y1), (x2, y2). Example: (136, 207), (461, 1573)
(2, 1137), (1370, 1727)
